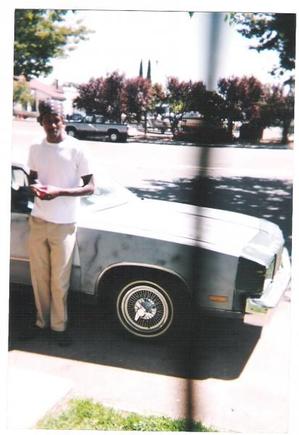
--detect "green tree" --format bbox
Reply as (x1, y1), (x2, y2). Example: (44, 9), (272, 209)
(197, 90), (226, 125)
(139, 60), (143, 78)
(260, 85), (294, 143)
(227, 13), (296, 83)
(146, 60), (151, 81)
(185, 81), (205, 112)
(13, 76), (34, 108)
(14, 9), (91, 79)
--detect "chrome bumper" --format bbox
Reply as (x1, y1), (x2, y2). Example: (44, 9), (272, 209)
(245, 248), (291, 315)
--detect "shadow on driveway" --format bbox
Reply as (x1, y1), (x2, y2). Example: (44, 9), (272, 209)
(9, 285), (262, 381)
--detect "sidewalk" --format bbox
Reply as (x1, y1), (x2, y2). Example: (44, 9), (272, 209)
(6, 362), (73, 429)
(7, 350), (191, 430)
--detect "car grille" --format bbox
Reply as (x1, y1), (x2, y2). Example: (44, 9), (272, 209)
(234, 248), (283, 312)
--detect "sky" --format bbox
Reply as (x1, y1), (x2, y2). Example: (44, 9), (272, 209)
(44, 9), (283, 90)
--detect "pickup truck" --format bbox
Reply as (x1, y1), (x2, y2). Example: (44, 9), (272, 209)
(65, 114), (129, 142)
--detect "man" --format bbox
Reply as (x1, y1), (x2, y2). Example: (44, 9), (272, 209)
(24, 99), (94, 346)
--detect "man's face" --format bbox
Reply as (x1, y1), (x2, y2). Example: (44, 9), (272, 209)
(41, 113), (65, 143)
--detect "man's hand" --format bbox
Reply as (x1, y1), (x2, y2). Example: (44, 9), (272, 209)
(30, 184), (60, 200)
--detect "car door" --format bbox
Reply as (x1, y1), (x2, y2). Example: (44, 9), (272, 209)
(10, 165), (34, 285)
(93, 115), (106, 137)
(81, 115), (98, 136)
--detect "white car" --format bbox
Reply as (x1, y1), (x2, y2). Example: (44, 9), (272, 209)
(10, 163), (291, 339)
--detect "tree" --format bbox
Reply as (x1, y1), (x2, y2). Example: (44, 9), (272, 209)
(13, 76), (34, 108)
(217, 76), (264, 138)
(197, 90), (226, 125)
(186, 81), (206, 113)
(123, 77), (152, 123)
(146, 60), (151, 81)
(260, 85), (294, 143)
(227, 13), (296, 83)
(149, 83), (166, 112)
(103, 71), (126, 121)
(139, 60), (143, 78)
(74, 77), (105, 115)
(14, 9), (91, 79)
(166, 77), (193, 114)
(74, 72), (126, 121)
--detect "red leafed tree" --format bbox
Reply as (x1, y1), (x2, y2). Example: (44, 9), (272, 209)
(217, 75), (264, 138)
(150, 83), (166, 108)
(74, 71), (126, 121)
(103, 71), (126, 121)
(166, 77), (193, 114)
(74, 77), (105, 115)
(123, 76), (152, 123)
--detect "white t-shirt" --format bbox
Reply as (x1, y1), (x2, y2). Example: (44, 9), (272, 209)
(28, 135), (92, 224)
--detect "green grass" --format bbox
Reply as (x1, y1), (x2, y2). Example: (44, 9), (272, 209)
(37, 398), (216, 431)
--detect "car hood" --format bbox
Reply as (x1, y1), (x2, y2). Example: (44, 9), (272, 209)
(78, 198), (284, 263)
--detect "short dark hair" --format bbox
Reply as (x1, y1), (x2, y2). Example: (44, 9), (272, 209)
(37, 99), (64, 125)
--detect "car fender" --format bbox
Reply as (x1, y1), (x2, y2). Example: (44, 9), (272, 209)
(94, 262), (191, 299)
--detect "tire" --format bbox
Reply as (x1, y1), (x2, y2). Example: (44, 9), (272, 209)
(66, 129), (77, 138)
(108, 130), (120, 142)
(119, 134), (128, 143)
(172, 128), (180, 138)
(114, 277), (189, 339)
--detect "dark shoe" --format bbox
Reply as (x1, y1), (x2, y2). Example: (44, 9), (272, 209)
(18, 325), (44, 341)
(51, 330), (72, 347)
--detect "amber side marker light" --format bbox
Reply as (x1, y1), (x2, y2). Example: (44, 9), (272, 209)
(208, 295), (228, 303)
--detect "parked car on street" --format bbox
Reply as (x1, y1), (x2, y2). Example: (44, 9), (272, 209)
(66, 112), (84, 123)
(10, 162), (291, 339)
(65, 114), (129, 142)
(173, 112), (232, 144)
(147, 115), (171, 134)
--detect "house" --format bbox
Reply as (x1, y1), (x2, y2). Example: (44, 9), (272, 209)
(13, 77), (65, 119)
(30, 79), (65, 109)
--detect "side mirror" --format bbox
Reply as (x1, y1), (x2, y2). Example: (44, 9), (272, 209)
(11, 167), (34, 213)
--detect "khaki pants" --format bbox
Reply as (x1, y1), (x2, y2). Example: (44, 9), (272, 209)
(29, 216), (76, 332)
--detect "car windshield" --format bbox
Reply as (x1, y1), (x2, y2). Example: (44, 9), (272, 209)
(80, 174), (136, 211)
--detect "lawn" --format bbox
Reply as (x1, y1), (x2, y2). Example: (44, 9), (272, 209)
(37, 398), (216, 431)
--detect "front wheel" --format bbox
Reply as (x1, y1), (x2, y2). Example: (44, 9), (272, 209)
(66, 128), (77, 138)
(115, 278), (189, 339)
(108, 130), (120, 142)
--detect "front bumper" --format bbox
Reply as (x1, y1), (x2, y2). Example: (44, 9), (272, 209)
(245, 248), (291, 315)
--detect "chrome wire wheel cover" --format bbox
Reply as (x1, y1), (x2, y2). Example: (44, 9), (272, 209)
(109, 132), (118, 142)
(116, 281), (174, 337)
